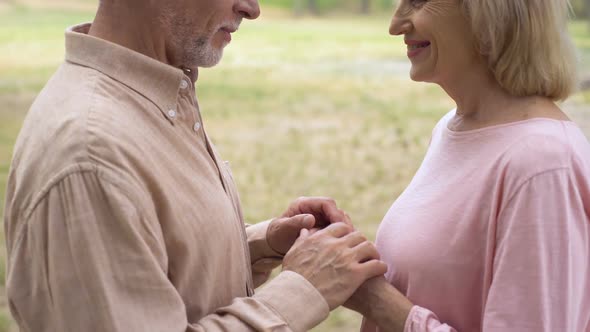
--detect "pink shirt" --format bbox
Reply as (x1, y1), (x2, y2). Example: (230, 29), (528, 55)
(372, 111), (590, 331)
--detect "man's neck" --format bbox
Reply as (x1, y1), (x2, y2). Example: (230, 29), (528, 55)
(88, 3), (172, 67)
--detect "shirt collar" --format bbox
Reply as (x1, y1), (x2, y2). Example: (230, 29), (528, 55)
(64, 23), (196, 116)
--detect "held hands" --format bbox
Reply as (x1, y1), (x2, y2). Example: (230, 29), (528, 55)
(282, 223), (388, 310)
(266, 197), (388, 311)
(266, 197), (352, 255)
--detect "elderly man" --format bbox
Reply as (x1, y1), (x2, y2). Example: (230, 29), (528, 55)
(3, 0), (387, 331)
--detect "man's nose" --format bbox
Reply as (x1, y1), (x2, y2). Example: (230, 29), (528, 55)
(234, 0), (261, 20)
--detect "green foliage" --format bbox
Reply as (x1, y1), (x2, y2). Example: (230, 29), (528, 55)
(264, 0), (395, 14)
(0, 312), (11, 332)
(571, 0), (587, 19)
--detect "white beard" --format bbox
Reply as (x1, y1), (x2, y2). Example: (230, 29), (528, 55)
(194, 39), (226, 68)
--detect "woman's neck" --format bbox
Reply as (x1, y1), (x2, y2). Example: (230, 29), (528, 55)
(440, 68), (565, 131)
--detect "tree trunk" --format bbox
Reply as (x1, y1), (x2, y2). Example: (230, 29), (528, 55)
(293, 0), (304, 16)
(308, 0), (319, 15)
(360, 0), (370, 14)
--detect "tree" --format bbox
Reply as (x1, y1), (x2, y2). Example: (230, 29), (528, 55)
(308, 0), (319, 15)
(293, 0), (318, 16)
(360, 0), (370, 14)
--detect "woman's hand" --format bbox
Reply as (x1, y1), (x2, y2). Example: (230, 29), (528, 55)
(345, 276), (413, 332)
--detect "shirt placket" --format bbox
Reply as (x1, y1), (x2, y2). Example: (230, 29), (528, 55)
(184, 81), (255, 296)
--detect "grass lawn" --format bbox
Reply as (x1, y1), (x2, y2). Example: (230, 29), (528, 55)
(0, 3), (589, 332)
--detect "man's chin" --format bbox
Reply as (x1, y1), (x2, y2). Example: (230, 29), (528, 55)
(196, 49), (224, 68)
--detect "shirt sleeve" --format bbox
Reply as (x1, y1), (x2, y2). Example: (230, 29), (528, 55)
(5, 168), (329, 332)
(482, 168), (588, 331)
(399, 168), (589, 332)
(246, 220), (284, 287)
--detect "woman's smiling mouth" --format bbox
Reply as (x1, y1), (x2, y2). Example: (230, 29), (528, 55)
(405, 40), (431, 58)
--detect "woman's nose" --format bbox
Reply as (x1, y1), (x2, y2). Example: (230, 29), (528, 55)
(389, 5), (413, 35)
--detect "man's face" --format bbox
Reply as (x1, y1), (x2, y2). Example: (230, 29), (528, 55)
(161, 0), (260, 69)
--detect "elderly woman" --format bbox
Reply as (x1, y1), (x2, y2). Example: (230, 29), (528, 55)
(345, 0), (590, 331)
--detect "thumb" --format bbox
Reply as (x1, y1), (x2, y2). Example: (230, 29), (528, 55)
(286, 214), (315, 230)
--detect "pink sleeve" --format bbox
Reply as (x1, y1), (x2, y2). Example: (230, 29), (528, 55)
(404, 306), (457, 332)
(361, 309), (457, 332)
(403, 169), (589, 332)
(481, 168), (589, 331)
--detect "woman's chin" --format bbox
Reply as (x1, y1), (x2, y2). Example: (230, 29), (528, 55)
(409, 68), (436, 84)
(409, 70), (426, 82)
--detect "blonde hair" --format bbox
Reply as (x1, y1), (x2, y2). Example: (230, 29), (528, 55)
(462, 0), (578, 100)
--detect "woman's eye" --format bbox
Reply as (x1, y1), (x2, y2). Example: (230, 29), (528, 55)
(410, 0), (427, 7)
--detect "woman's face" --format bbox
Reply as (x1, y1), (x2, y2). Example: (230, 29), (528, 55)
(389, 0), (481, 84)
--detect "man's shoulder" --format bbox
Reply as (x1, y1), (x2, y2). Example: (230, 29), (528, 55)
(9, 62), (164, 213)
(21, 60), (164, 159)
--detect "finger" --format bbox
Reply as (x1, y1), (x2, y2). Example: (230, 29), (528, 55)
(318, 202), (353, 227)
(284, 197), (350, 227)
(318, 222), (353, 238)
(341, 210), (353, 227)
(269, 215), (313, 233)
(320, 202), (352, 227)
(291, 228), (311, 249)
(308, 228), (321, 235)
(342, 231), (367, 248)
(358, 260), (388, 279)
(268, 214), (315, 251)
(283, 214), (315, 230)
(281, 196), (320, 217)
(352, 241), (381, 262)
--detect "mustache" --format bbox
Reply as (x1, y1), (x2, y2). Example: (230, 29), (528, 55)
(219, 19), (242, 32)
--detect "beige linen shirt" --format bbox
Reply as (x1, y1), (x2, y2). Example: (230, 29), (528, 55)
(4, 24), (329, 332)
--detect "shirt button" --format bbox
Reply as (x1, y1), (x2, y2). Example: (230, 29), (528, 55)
(180, 80), (189, 90)
(168, 110), (177, 118)
(193, 122), (201, 132)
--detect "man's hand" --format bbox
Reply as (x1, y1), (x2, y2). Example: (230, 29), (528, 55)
(281, 196), (352, 228)
(267, 197), (352, 255)
(282, 223), (388, 310)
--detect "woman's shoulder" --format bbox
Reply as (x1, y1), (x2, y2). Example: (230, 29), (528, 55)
(498, 119), (590, 181)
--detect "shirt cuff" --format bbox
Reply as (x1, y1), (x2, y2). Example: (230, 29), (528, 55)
(254, 270), (330, 332)
(404, 305), (444, 332)
(246, 220), (284, 264)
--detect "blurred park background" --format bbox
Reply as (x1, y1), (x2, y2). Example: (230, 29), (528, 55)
(0, 0), (589, 331)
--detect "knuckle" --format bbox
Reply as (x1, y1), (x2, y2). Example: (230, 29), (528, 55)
(355, 232), (367, 241)
(348, 231), (364, 242)
(269, 219), (280, 231)
(329, 222), (345, 231)
(291, 196), (305, 209)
